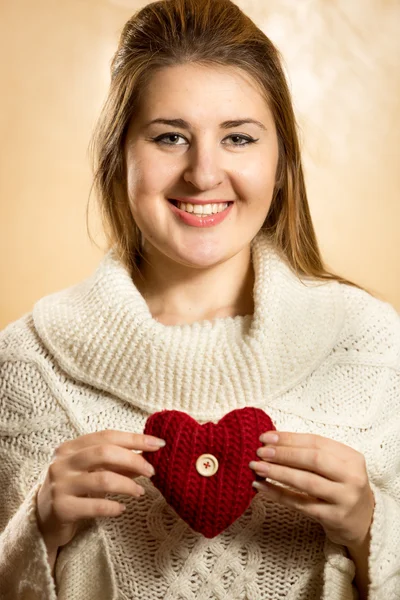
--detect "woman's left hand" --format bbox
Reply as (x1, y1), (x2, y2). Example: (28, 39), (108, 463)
(250, 431), (375, 549)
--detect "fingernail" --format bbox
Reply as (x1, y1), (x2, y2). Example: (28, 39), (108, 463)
(146, 464), (156, 476)
(146, 437), (166, 447)
(252, 481), (267, 491)
(259, 432), (279, 444)
(257, 446), (275, 458)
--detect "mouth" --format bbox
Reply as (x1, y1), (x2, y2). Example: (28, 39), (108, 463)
(168, 199), (233, 216)
(167, 198), (234, 228)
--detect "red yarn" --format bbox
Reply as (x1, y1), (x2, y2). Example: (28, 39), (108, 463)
(143, 407), (275, 538)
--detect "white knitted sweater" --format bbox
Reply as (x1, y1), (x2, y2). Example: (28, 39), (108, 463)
(1, 233), (399, 600)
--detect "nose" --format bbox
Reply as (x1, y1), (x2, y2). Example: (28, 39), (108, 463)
(183, 142), (225, 191)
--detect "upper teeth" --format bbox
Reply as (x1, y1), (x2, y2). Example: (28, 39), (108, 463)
(176, 202), (229, 215)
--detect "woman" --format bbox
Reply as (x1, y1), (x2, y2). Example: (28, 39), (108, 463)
(1, 0), (399, 598)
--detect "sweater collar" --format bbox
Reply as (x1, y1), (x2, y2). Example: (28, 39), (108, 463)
(33, 233), (345, 421)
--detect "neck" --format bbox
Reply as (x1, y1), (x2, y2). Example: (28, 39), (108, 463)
(133, 247), (254, 326)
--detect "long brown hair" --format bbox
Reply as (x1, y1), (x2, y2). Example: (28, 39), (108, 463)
(89, 0), (371, 293)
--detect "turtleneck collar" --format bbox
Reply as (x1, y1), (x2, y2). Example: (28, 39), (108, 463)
(33, 233), (345, 421)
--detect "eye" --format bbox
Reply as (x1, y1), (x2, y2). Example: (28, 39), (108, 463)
(224, 134), (258, 146)
(151, 133), (258, 147)
(152, 133), (187, 146)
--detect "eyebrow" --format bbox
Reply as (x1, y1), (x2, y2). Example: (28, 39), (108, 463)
(143, 118), (267, 131)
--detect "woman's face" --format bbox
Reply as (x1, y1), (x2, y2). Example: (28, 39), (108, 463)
(124, 63), (279, 270)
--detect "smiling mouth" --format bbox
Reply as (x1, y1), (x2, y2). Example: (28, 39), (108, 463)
(168, 199), (233, 216)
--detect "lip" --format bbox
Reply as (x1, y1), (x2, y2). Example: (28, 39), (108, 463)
(172, 197), (235, 205)
(168, 200), (233, 228)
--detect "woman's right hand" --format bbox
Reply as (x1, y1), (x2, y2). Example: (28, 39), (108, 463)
(35, 429), (166, 551)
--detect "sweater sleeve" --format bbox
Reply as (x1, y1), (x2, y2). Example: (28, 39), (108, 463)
(322, 304), (400, 600)
(336, 370), (400, 600)
(0, 473), (58, 599)
(366, 368), (400, 599)
(0, 344), (74, 600)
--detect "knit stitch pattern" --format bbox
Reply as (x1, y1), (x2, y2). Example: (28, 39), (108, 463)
(143, 407), (275, 537)
(1, 232), (400, 599)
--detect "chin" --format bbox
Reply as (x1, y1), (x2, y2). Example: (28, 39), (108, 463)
(175, 252), (227, 270)
(144, 233), (249, 271)
(172, 242), (241, 270)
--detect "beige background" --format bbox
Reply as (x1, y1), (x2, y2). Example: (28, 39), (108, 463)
(1, 0), (399, 329)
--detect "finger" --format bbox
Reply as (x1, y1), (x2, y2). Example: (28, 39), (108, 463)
(255, 445), (346, 482)
(250, 461), (341, 502)
(57, 430), (166, 456)
(112, 467), (146, 480)
(258, 431), (354, 459)
(52, 495), (127, 523)
(80, 466), (143, 480)
(66, 445), (156, 478)
(252, 480), (324, 520)
(65, 471), (146, 499)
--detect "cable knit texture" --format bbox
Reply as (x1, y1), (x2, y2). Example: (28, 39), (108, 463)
(0, 231), (399, 599)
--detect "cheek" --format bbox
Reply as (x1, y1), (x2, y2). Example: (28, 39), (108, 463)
(234, 159), (277, 204)
(126, 156), (180, 200)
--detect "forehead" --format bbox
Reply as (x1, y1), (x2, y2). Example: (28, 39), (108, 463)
(135, 63), (274, 126)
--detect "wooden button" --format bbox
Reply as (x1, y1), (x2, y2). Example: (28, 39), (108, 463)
(196, 454), (219, 477)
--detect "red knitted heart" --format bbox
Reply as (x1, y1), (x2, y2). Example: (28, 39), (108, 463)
(143, 407), (275, 538)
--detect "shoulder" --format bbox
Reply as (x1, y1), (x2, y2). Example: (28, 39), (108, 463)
(1, 249), (121, 364)
(1, 312), (40, 361)
(0, 312), (57, 404)
(0, 310), (81, 457)
(1, 314), (69, 452)
(336, 282), (400, 365)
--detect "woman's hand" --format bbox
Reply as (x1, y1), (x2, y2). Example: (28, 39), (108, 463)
(36, 429), (166, 551)
(249, 431), (375, 549)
